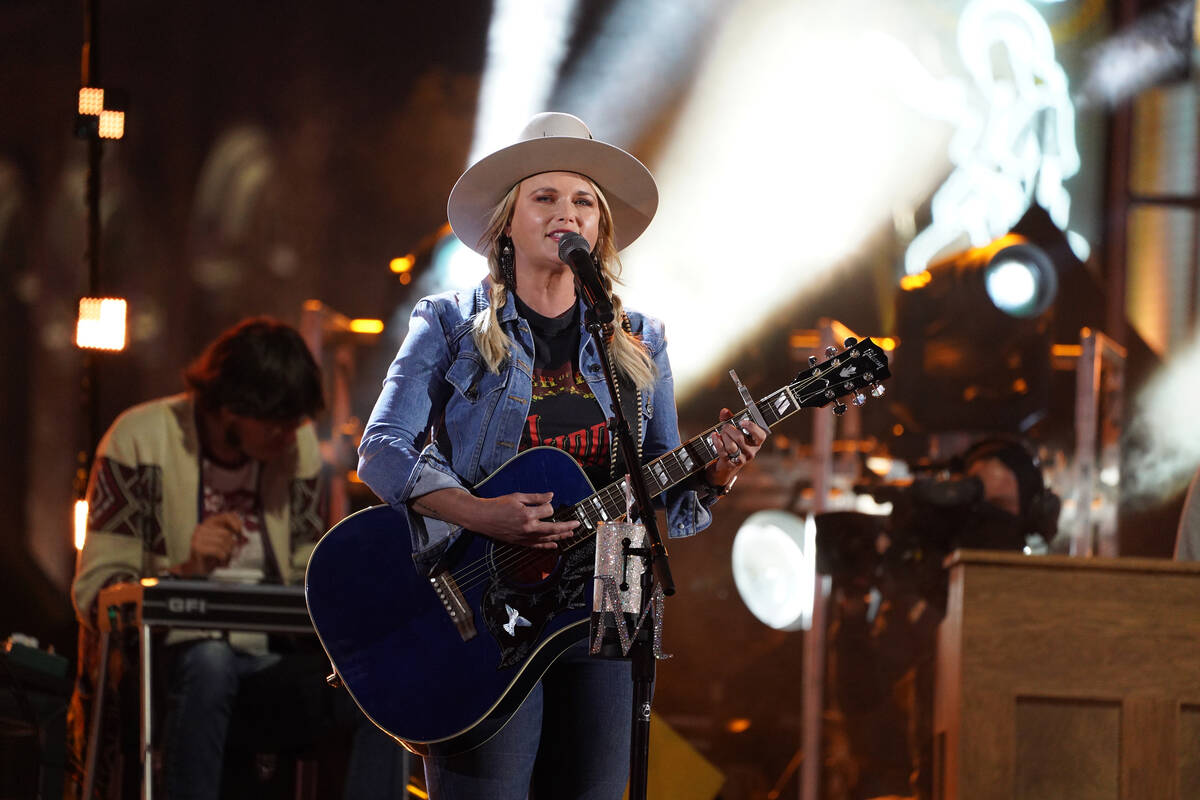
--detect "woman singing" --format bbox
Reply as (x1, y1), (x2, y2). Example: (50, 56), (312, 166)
(357, 112), (765, 799)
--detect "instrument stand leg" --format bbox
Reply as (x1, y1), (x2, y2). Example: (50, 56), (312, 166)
(627, 575), (657, 800)
(140, 623), (154, 800)
(81, 629), (111, 800)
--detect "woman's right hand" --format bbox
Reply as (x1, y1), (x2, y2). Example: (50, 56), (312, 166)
(471, 492), (580, 549)
(413, 489), (578, 549)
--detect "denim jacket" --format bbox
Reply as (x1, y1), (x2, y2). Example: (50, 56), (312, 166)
(358, 279), (716, 570)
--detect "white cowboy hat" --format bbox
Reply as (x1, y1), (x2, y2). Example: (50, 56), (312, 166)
(447, 112), (659, 255)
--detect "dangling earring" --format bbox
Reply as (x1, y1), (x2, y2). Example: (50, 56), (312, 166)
(499, 236), (515, 291)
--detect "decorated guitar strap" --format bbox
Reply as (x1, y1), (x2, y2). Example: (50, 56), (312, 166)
(481, 311), (643, 668)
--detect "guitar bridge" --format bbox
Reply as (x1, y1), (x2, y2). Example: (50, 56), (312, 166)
(430, 571), (477, 642)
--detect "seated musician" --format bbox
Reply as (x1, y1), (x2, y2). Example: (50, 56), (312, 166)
(69, 317), (403, 800)
(356, 112), (768, 799)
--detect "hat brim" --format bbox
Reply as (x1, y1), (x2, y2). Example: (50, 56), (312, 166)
(447, 136), (659, 256)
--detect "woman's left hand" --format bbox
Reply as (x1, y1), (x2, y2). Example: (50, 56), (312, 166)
(704, 407), (767, 491)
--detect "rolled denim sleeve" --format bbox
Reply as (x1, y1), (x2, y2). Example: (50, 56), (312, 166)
(639, 318), (715, 539)
(358, 299), (469, 564)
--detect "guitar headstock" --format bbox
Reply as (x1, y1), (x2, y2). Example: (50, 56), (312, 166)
(791, 337), (891, 414)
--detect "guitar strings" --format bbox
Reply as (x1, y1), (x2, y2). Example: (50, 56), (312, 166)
(445, 410), (755, 591)
(443, 369), (869, 592)
(445, 372), (865, 593)
(441, 365), (874, 593)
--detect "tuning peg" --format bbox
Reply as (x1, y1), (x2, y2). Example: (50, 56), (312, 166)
(808, 355), (818, 367)
(824, 346), (838, 358)
(869, 383), (886, 398)
(852, 392), (866, 407)
(843, 336), (858, 348)
(833, 402), (847, 416)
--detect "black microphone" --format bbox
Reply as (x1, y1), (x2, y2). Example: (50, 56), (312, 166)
(557, 232), (614, 324)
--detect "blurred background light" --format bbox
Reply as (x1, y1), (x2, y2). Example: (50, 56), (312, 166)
(985, 260), (1039, 313)
(621, 0), (954, 398)
(97, 109), (125, 140)
(73, 499), (88, 551)
(468, 0), (579, 164)
(982, 240), (1058, 318)
(75, 297), (127, 351)
(551, 0), (728, 147)
(77, 87), (104, 115)
(1074, 0), (1194, 109)
(732, 510), (816, 631)
(433, 234), (488, 289)
(348, 318), (384, 335)
(1125, 327), (1200, 505)
(897, 0), (1085, 275)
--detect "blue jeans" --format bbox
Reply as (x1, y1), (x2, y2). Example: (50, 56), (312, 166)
(423, 641), (633, 800)
(163, 639), (407, 800)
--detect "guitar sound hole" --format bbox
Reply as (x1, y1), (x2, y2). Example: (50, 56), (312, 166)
(492, 544), (561, 587)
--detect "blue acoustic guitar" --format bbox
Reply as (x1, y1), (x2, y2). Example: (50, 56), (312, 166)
(305, 338), (890, 754)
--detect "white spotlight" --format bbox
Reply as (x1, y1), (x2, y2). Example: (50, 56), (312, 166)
(621, 0), (954, 398)
(74, 499), (89, 550)
(553, 0), (728, 147)
(982, 243), (1057, 317)
(985, 260), (1038, 312)
(731, 510), (816, 631)
(469, 0), (580, 165)
(433, 235), (488, 289)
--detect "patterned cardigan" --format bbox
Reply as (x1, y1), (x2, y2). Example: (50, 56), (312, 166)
(71, 392), (325, 621)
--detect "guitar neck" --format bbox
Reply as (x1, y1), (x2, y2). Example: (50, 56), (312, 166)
(565, 337), (890, 534)
(570, 385), (801, 530)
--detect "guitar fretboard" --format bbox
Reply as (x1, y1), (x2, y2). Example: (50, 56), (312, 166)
(562, 339), (889, 540)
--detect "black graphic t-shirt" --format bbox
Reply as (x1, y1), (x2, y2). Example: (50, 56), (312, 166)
(515, 296), (610, 488)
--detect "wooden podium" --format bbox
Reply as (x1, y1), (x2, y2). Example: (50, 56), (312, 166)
(934, 550), (1200, 800)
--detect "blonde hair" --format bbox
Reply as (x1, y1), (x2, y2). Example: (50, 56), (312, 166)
(470, 176), (656, 391)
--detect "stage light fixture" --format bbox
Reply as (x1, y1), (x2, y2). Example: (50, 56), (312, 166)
(97, 110), (125, 140)
(389, 255), (415, 274)
(890, 220), (1064, 433)
(74, 86), (127, 141)
(75, 297), (127, 351)
(731, 510), (816, 631)
(77, 87), (104, 115)
(982, 240), (1058, 318)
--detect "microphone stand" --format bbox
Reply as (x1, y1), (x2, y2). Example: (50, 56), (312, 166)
(578, 275), (674, 800)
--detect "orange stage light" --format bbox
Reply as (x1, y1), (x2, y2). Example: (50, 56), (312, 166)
(349, 318), (384, 335)
(97, 110), (125, 140)
(875, 336), (898, 351)
(78, 87), (104, 115)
